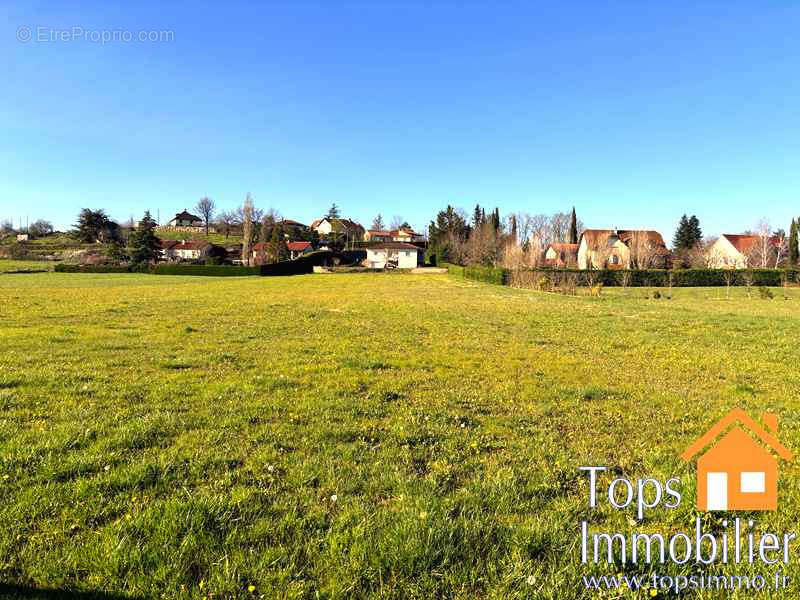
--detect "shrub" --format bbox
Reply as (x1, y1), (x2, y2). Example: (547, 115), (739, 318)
(653, 290), (661, 299)
(759, 286), (774, 299)
(462, 266), (509, 285)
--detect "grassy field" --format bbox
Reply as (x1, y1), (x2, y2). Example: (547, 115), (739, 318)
(1, 273), (799, 599)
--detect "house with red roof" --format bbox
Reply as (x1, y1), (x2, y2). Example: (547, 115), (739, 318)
(707, 234), (785, 268)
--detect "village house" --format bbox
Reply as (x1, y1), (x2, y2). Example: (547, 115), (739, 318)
(681, 408), (792, 511)
(364, 227), (425, 243)
(287, 241), (312, 259)
(171, 240), (212, 261)
(706, 234), (784, 268)
(251, 240), (313, 262)
(544, 243), (578, 267)
(365, 242), (423, 269)
(577, 229), (669, 269)
(157, 239), (179, 261)
(167, 210), (203, 228)
(310, 217), (365, 241)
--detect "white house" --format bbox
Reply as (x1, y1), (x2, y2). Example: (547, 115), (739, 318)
(171, 240), (212, 261)
(167, 210), (203, 227)
(287, 241), (312, 259)
(366, 242), (423, 269)
(706, 234), (783, 268)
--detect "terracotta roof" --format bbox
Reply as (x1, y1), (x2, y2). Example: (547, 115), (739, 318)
(367, 229), (393, 236)
(722, 234), (783, 254)
(367, 242), (422, 250)
(281, 219), (307, 228)
(287, 241), (311, 251)
(173, 240), (211, 250)
(580, 229), (666, 250)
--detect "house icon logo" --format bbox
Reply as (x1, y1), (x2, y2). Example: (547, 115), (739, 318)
(681, 408), (793, 511)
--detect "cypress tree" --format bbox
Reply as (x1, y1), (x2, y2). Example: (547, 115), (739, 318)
(472, 204), (483, 229)
(568, 207), (578, 244)
(790, 218), (799, 266)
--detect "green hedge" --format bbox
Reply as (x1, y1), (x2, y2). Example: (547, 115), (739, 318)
(463, 265), (509, 285)
(448, 265), (799, 287)
(55, 262), (311, 276)
(54, 264), (138, 273)
(153, 264), (260, 276)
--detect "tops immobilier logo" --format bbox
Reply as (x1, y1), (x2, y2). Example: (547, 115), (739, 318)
(681, 408), (794, 511)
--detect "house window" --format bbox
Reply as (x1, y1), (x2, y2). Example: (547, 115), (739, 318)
(741, 472), (765, 493)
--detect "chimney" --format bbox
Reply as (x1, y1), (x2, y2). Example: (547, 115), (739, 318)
(762, 413), (778, 434)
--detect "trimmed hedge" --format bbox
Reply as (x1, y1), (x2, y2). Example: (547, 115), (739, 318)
(448, 265), (799, 287)
(153, 264), (260, 276)
(55, 264), (139, 273)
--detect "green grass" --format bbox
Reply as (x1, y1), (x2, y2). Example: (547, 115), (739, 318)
(155, 230), (243, 245)
(1, 274), (800, 598)
(0, 259), (53, 273)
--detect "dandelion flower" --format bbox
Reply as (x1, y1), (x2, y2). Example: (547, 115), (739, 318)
(330, 494), (338, 503)
(526, 575), (535, 585)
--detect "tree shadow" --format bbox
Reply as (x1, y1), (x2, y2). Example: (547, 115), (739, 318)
(0, 583), (146, 600)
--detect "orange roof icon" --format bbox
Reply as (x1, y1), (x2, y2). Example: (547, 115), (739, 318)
(681, 408), (793, 462)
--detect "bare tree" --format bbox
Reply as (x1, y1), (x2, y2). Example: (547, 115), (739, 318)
(390, 215), (407, 229)
(217, 210), (237, 238)
(196, 197), (216, 236)
(742, 269), (755, 298)
(371, 214), (385, 230)
(747, 219), (773, 268)
(772, 230), (788, 268)
(627, 232), (659, 269)
(723, 269), (735, 299)
(241, 194), (254, 266)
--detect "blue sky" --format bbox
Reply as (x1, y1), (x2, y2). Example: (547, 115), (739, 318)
(2, 2), (800, 240)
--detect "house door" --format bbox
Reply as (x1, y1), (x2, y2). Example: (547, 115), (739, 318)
(707, 472), (728, 510)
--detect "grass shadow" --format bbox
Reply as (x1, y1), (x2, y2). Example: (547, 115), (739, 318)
(0, 584), (145, 600)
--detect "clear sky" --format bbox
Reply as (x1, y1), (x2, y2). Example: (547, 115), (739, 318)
(3, 2), (800, 240)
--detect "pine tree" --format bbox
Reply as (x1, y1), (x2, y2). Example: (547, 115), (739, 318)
(790, 218), (799, 266)
(472, 204), (483, 229)
(568, 207), (578, 244)
(327, 203), (341, 219)
(673, 215), (690, 249)
(128, 211), (160, 265)
(688, 215), (702, 246)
